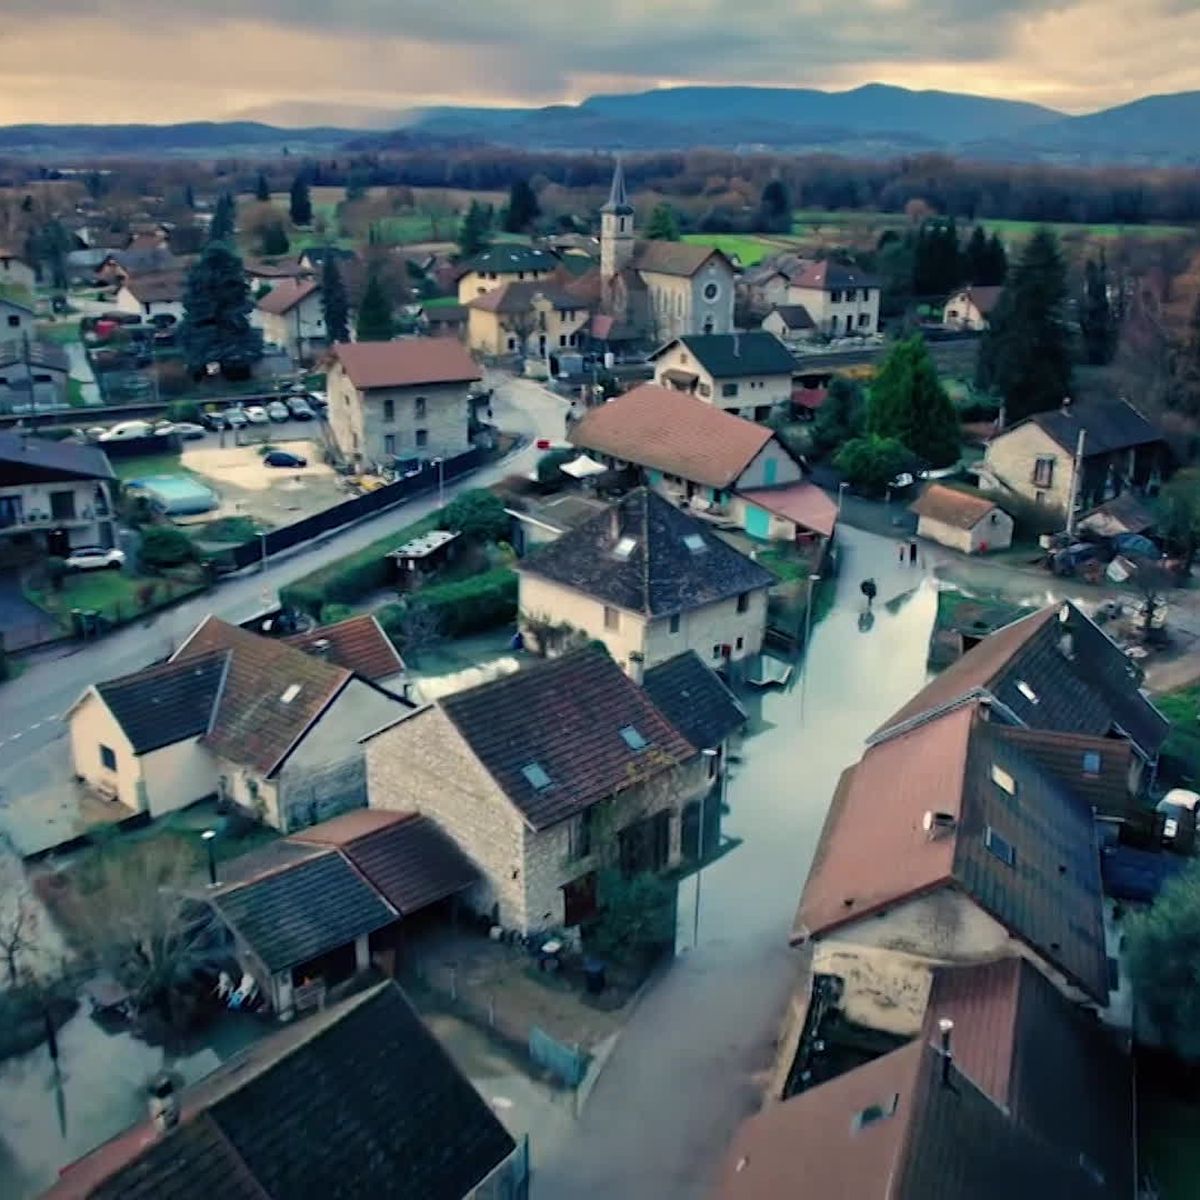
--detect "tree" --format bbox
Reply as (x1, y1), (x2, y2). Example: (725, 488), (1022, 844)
(345, 169), (369, 203)
(757, 179), (791, 234)
(209, 192), (236, 242)
(457, 199), (491, 258)
(183, 183), (196, 210)
(289, 172), (313, 226)
(1158, 468), (1200, 564)
(503, 179), (541, 233)
(1080, 255), (1116, 365)
(982, 233), (1008, 285)
(443, 489), (509, 542)
(355, 268), (393, 342)
(321, 252), (350, 344)
(912, 218), (962, 296)
(180, 242), (263, 377)
(0, 852), (39, 987)
(258, 219), (289, 257)
(834, 435), (913, 496)
(588, 869), (676, 964)
(868, 335), (960, 466)
(645, 202), (681, 242)
(139, 525), (196, 568)
(975, 228), (1071, 423)
(254, 172), (270, 203)
(388, 600), (442, 668)
(32, 219), (71, 291)
(536, 447), (577, 486)
(964, 226), (989, 283)
(811, 376), (866, 455)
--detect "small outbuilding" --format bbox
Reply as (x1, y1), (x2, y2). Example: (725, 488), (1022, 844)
(910, 483), (1013, 554)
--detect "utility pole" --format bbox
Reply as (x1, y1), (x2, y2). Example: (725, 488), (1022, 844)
(1065, 427), (1086, 539)
(694, 747), (720, 948)
(800, 572), (821, 722)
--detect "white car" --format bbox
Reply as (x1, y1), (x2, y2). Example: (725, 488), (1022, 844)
(98, 420), (154, 442)
(154, 420), (206, 440)
(224, 407), (248, 428)
(244, 405), (270, 425)
(65, 546), (125, 571)
(267, 400), (290, 422)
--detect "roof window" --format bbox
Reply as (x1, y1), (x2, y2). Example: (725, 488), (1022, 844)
(990, 764), (1016, 795)
(984, 826), (1017, 867)
(1016, 679), (1038, 704)
(683, 532), (707, 554)
(852, 1093), (899, 1132)
(280, 684), (301, 704)
(619, 725), (648, 751)
(521, 762), (552, 791)
(614, 536), (637, 560)
(1082, 750), (1102, 776)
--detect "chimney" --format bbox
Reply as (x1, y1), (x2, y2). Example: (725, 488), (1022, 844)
(311, 637), (332, 660)
(148, 1074), (180, 1134)
(937, 1017), (954, 1085)
(609, 504), (621, 541)
(628, 650), (644, 685)
(1061, 394), (1073, 415)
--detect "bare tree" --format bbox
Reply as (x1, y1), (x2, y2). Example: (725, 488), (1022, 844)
(0, 853), (39, 987)
(393, 600), (442, 668)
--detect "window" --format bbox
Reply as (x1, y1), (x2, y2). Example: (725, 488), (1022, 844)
(669, 614), (680, 634)
(721, 382), (739, 398)
(6, 315), (17, 328)
(1033, 457), (1055, 487)
(683, 532), (707, 554)
(737, 592), (750, 614)
(984, 825), (1017, 867)
(858, 313), (870, 327)
(703, 281), (720, 302)
(49, 490), (76, 521)
(280, 683), (302, 704)
(568, 810), (594, 860)
(620, 725), (648, 751)
(697, 382), (711, 398)
(830, 289), (842, 303)
(1016, 679), (1039, 704)
(100, 744), (117, 771)
(853, 1094), (899, 1132)
(990, 764), (1016, 795)
(415, 429), (428, 448)
(559, 335), (567, 347)
(382, 397), (394, 423)
(414, 395), (426, 419)
(613, 536), (637, 560)
(507, 336), (517, 351)
(712, 643), (722, 660)
(736, 635), (744, 650)
(604, 605), (620, 631)
(1082, 750), (1102, 776)
(522, 762), (552, 791)
(383, 434), (396, 456)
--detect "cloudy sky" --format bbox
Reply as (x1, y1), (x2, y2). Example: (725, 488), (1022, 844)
(0, 0), (1197, 125)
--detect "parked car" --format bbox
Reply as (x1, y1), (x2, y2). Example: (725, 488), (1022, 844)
(1157, 789), (1199, 847)
(65, 546), (125, 571)
(154, 421), (205, 440)
(266, 400), (290, 422)
(287, 397), (314, 420)
(224, 407), (248, 429)
(1050, 542), (1104, 576)
(200, 409), (227, 431)
(308, 391), (328, 414)
(264, 450), (308, 468)
(244, 405), (270, 426)
(98, 420), (154, 442)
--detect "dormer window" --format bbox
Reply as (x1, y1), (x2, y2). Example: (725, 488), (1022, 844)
(521, 762), (552, 791)
(852, 1093), (899, 1132)
(1082, 750), (1101, 776)
(619, 725), (647, 751)
(280, 684), (301, 704)
(614, 536), (637, 560)
(683, 533), (706, 554)
(1016, 680), (1038, 704)
(991, 765), (1016, 795)
(984, 825), (1017, 867)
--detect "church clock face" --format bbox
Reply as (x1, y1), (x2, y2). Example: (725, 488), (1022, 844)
(703, 281), (721, 302)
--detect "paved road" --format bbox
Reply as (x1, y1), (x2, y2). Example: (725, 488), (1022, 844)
(0, 372), (566, 778)
(532, 527), (941, 1200)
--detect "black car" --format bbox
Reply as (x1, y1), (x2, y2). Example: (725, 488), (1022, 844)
(264, 450), (308, 468)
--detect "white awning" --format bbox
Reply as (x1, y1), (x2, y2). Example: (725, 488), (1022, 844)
(560, 454), (607, 479)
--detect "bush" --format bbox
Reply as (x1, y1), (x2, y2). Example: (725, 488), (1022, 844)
(319, 603), (355, 624)
(378, 567), (517, 641)
(167, 400), (201, 423)
(834, 435), (913, 497)
(44, 556), (68, 592)
(139, 526), (196, 569)
(536, 448), (576, 486)
(442, 488), (509, 542)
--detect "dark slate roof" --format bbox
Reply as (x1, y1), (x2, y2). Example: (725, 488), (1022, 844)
(653, 331), (796, 379)
(95, 651), (228, 754)
(210, 849), (395, 973)
(299, 245), (357, 266)
(466, 244), (560, 274)
(439, 646), (694, 830)
(768, 304), (815, 330)
(520, 487), (775, 618)
(52, 984), (515, 1200)
(1027, 399), (1163, 457)
(0, 430), (114, 482)
(643, 651), (746, 752)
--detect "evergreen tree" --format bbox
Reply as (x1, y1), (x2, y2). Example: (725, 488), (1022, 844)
(645, 202), (680, 241)
(259, 220), (290, 257)
(1080, 254), (1116, 365)
(181, 243), (262, 377)
(457, 200), (491, 258)
(975, 228), (1071, 422)
(912, 218), (962, 296)
(503, 180), (541, 233)
(355, 269), (393, 342)
(255, 172), (271, 202)
(964, 226), (989, 283)
(868, 334), (960, 467)
(812, 376), (866, 455)
(982, 233), (1008, 285)
(289, 172), (313, 225)
(209, 192), (236, 242)
(33, 220), (71, 291)
(757, 179), (792, 234)
(321, 252), (350, 344)
(183, 183), (196, 210)
(345, 169), (369, 202)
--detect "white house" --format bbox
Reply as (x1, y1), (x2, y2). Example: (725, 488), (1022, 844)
(114, 270), (186, 322)
(254, 278), (328, 362)
(910, 483), (1013, 554)
(943, 285), (1004, 331)
(0, 249), (36, 294)
(787, 260), (881, 336)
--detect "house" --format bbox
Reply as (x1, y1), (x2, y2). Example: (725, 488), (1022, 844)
(0, 297), (35, 338)
(297, 245), (357, 274)
(465, 281), (589, 358)
(786, 260), (881, 336)
(456, 244), (562, 303)
(517, 487), (775, 677)
(715, 957), (1132, 1200)
(910, 483), (1013, 554)
(95, 246), (180, 285)
(67, 616), (412, 829)
(650, 332), (797, 420)
(420, 302), (469, 340)
(327, 339), (481, 470)
(0, 248), (36, 293)
(567, 384), (835, 546)
(284, 612), (407, 692)
(978, 398), (1166, 521)
(878, 602), (1169, 785)
(793, 699), (1111, 1008)
(47, 983), (522, 1200)
(0, 340), (70, 411)
(114, 270), (186, 322)
(253, 277), (326, 361)
(244, 256), (308, 285)
(0, 432), (116, 562)
(761, 303), (816, 341)
(365, 646), (702, 934)
(504, 491), (610, 555)
(943, 284), (1005, 331)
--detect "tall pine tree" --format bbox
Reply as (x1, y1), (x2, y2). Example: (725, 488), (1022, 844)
(321, 251), (350, 344)
(645, 202), (680, 241)
(503, 180), (541, 233)
(355, 269), (393, 342)
(975, 228), (1071, 422)
(757, 179), (792, 234)
(259, 220), (290, 257)
(964, 226), (989, 284)
(982, 233), (1008, 285)
(255, 172), (271, 202)
(289, 172), (313, 225)
(209, 192), (236, 242)
(458, 200), (491, 257)
(868, 335), (960, 467)
(1080, 255), (1116, 365)
(181, 243), (262, 377)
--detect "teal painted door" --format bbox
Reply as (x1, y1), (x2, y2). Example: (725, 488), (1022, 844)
(763, 458), (778, 486)
(745, 505), (771, 539)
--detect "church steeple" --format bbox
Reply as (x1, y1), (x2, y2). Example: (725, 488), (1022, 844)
(601, 157), (635, 280)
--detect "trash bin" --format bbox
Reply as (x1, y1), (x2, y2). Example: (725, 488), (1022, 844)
(583, 957), (606, 995)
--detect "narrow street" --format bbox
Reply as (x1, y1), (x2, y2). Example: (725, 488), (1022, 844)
(533, 526), (940, 1199)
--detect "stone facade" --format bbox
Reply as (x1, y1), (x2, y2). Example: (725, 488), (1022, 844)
(916, 508), (1014, 554)
(457, 264), (556, 304)
(980, 421), (1075, 516)
(254, 291), (327, 362)
(652, 342), (791, 419)
(642, 258), (735, 342)
(466, 295), (589, 358)
(787, 281), (879, 336)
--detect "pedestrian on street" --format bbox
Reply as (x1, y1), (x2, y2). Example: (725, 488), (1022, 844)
(898, 542), (906, 565)
(860, 578), (877, 608)
(908, 539), (918, 566)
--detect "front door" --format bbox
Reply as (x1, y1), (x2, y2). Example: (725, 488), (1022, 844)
(744, 504), (771, 540)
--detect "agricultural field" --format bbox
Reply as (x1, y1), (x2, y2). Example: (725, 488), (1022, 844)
(681, 233), (797, 265)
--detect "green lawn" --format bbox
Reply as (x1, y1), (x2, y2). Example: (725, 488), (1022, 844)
(112, 452), (191, 482)
(681, 233), (785, 265)
(421, 295), (463, 309)
(1154, 684), (1200, 787)
(26, 569), (202, 627)
(36, 321), (82, 345)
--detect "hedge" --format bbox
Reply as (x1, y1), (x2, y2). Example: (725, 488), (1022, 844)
(378, 567), (517, 642)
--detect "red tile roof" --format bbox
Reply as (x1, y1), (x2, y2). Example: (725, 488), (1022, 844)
(255, 277), (318, 315)
(910, 483), (1000, 530)
(285, 614), (405, 682)
(737, 482), (837, 538)
(332, 339), (481, 390)
(789, 258), (881, 291)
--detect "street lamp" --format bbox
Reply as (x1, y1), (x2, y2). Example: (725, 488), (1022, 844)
(201, 828), (217, 886)
(695, 747), (720, 948)
(800, 573), (821, 722)
(432, 456), (445, 508)
(837, 480), (848, 518)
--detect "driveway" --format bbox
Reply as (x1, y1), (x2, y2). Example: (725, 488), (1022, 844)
(0, 573), (57, 654)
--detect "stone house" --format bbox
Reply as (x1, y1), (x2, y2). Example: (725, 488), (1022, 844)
(650, 331), (796, 420)
(114, 270), (186, 322)
(456, 244), (562, 303)
(465, 281), (589, 358)
(253, 277), (327, 362)
(910, 483), (1013, 554)
(0, 248), (36, 293)
(761, 303), (817, 342)
(787, 260), (881, 336)
(365, 646), (704, 934)
(0, 340), (70, 412)
(67, 616), (411, 829)
(327, 338), (481, 470)
(517, 487), (775, 678)
(978, 398), (1166, 522)
(0, 297), (35, 339)
(943, 284), (1004, 331)
(634, 242), (737, 342)
(297, 245), (357, 275)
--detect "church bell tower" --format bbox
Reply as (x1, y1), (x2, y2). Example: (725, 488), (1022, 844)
(600, 158), (635, 280)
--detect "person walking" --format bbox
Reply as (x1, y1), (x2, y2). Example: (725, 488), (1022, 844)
(908, 539), (918, 566)
(898, 542), (906, 565)
(860, 578), (878, 608)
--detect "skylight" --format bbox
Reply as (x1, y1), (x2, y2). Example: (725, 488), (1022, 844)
(613, 536), (637, 560)
(984, 826), (1017, 867)
(620, 725), (648, 751)
(683, 533), (707, 554)
(1082, 750), (1102, 775)
(1015, 679), (1039, 704)
(280, 684), (301, 704)
(521, 762), (552, 791)
(990, 764), (1016, 795)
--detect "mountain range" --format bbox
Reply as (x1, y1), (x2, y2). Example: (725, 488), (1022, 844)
(2, 84), (1199, 164)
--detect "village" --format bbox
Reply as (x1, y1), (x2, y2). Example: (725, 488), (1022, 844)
(0, 120), (1199, 1200)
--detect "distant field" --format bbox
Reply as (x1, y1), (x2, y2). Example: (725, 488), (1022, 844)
(681, 233), (793, 265)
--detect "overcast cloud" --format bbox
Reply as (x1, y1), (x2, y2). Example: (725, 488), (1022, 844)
(0, 0), (1195, 123)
